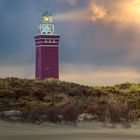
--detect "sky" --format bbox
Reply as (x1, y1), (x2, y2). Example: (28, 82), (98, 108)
(1, 0), (140, 86)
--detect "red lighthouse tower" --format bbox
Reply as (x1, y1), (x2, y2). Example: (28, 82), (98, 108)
(35, 10), (60, 79)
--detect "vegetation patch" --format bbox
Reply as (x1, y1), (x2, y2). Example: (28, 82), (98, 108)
(0, 78), (140, 127)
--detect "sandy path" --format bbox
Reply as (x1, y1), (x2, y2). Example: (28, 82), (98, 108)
(0, 121), (140, 140)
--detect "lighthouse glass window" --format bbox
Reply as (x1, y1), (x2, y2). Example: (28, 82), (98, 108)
(40, 24), (54, 35)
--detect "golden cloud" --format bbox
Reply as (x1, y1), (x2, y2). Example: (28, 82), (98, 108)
(89, 0), (140, 25)
(89, 1), (107, 21)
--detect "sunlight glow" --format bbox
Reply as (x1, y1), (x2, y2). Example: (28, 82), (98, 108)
(89, 3), (107, 21)
(89, 0), (140, 25)
(128, 0), (140, 16)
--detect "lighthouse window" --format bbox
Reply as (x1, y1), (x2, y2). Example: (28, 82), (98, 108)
(47, 40), (51, 43)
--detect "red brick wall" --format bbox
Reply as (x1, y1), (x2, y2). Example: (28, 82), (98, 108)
(35, 35), (59, 79)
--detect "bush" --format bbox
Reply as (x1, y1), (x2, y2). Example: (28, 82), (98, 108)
(0, 89), (16, 98)
(0, 78), (139, 126)
(62, 104), (80, 125)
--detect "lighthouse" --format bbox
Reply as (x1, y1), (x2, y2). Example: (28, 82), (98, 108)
(35, 10), (60, 79)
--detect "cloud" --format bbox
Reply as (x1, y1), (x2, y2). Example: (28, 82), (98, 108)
(58, 0), (77, 5)
(54, 9), (89, 22)
(56, 0), (140, 25)
(0, 65), (34, 78)
(60, 64), (140, 86)
(89, 0), (140, 26)
(89, 1), (107, 21)
(56, 0), (140, 27)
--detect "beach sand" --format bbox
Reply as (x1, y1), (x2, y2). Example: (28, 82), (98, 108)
(0, 121), (140, 140)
